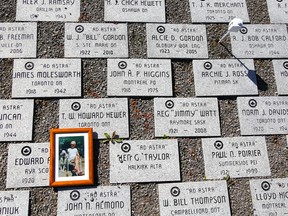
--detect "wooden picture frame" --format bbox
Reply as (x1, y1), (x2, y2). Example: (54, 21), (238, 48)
(50, 128), (94, 187)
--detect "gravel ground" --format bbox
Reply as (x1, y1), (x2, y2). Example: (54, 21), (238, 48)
(0, 0), (288, 215)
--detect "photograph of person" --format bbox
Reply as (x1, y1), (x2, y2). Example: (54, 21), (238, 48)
(59, 138), (84, 177)
(54, 132), (89, 182)
(50, 128), (93, 187)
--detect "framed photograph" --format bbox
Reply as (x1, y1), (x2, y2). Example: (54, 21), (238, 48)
(50, 128), (94, 187)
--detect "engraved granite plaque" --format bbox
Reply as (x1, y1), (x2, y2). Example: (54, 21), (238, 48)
(0, 191), (30, 216)
(107, 59), (173, 96)
(273, 60), (288, 95)
(237, 97), (288, 135)
(104, 0), (165, 23)
(250, 178), (288, 216)
(110, 139), (180, 183)
(12, 59), (82, 98)
(6, 143), (50, 188)
(230, 24), (288, 58)
(189, 0), (250, 23)
(57, 186), (131, 216)
(202, 137), (270, 179)
(65, 23), (129, 58)
(154, 98), (221, 137)
(59, 98), (129, 139)
(158, 181), (231, 216)
(16, 0), (80, 21)
(0, 23), (37, 58)
(266, 0), (288, 23)
(193, 59), (258, 96)
(0, 99), (34, 142)
(147, 24), (208, 59)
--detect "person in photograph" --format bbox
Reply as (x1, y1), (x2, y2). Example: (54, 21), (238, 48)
(67, 140), (83, 176)
(59, 148), (68, 171)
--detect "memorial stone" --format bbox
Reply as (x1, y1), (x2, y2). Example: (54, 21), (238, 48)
(59, 98), (129, 139)
(6, 143), (50, 188)
(202, 137), (270, 179)
(16, 0), (80, 21)
(0, 23), (37, 58)
(237, 96), (288, 135)
(110, 139), (180, 183)
(193, 59), (258, 96)
(273, 59), (288, 95)
(230, 24), (288, 58)
(57, 186), (131, 216)
(107, 59), (173, 96)
(189, 0), (250, 23)
(0, 99), (34, 142)
(0, 191), (30, 216)
(250, 178), (288, 216)
(65, 23), (129, 58)
(12, 59), (82, 98)
(104, 0), (165, 23)
(158, 180), (231, 216)
(154, 98), (221, 137)
(266, 0), (288, 23)
(146, 24), (208, 59)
